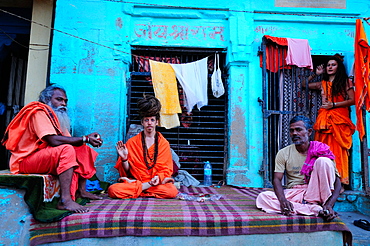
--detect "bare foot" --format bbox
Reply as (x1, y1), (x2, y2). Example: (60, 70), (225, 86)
(57, 199), (89, 213)
(79, 190), (103, 200)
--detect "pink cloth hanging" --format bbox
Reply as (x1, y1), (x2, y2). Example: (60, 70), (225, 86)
(285, 38), (313, 69)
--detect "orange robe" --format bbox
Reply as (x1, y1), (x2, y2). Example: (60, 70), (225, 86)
(354, 19), (370, 141)
(313, 81), (355, 184)
(108, 132), (178, 199)
(1, 101), (97, 200)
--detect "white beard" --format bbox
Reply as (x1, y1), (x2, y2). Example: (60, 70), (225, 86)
(47, 102), (71, 134)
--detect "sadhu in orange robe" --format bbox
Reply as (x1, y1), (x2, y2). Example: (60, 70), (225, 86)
(1, 101), (98, 200)
(313, 81), (355, 184)
(108, 132), (178, 199)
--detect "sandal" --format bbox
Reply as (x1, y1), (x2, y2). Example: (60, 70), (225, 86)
(354, 219), (370, 231)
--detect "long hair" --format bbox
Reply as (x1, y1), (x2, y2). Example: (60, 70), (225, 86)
(39, 85), (66, 104)
(322, 55), (348, 98)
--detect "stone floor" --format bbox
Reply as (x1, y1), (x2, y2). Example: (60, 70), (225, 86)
(339, 211), (370, 246)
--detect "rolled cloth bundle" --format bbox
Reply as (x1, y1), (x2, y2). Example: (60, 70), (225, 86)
(137, 94), (161, 118)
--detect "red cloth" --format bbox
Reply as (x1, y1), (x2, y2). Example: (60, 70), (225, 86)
(20, 145), (97, 200)
(354, 19), (370, 140)
(2, 102), (63, 173)
(260, 35), (291, 73)
(108, 132), (178, 199)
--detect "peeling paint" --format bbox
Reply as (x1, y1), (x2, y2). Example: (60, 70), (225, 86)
(234, 173), (251, 185)
(115, 17), (123, 30)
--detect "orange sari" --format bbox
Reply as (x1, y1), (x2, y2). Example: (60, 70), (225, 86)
(313, 81), (355, 184)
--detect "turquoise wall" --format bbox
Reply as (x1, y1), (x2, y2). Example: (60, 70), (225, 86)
(50, 0), (370, 189)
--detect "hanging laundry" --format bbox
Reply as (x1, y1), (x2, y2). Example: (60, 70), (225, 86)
(171, 57), (208, 112)
(149, 60), (182, 129)
(259, 35), (291, 73)
(211, 53), (225, 98)
(354, 19), (370, 140)
(285, 38), (313, 69)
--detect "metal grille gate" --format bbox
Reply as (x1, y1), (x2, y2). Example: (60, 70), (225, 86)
(259, 37), (322, 187)
(128, 47), (227, 184)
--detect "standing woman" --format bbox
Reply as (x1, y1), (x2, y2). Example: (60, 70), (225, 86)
(304, 55), (355, 186)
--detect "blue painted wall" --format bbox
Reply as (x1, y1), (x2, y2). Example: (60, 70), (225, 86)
(50, 0), (370, 190)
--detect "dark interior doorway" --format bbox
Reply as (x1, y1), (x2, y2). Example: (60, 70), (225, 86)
(0, 7), (31, 170)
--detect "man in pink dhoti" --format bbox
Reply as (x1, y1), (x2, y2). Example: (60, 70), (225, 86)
(256, 115), (342, 221)
(2, 85), (103, 213)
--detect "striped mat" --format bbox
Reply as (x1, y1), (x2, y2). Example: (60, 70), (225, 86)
(29, 185), (351, 246)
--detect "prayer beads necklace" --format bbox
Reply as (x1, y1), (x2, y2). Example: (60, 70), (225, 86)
(141, 131), (159, 170)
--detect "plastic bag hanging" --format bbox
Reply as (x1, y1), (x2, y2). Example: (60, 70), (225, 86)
(211, 53), (225, 98)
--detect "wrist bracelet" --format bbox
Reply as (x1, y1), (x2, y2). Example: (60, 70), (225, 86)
(332, 102), (336, 108)
(122, 158), (128, 162)
(82, 135), (87, 143)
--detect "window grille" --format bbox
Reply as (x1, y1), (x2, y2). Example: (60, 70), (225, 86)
(129, 46), (227, 184)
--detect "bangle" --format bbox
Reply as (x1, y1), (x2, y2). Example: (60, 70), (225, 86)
(82, 135), (87, 143)
(122, 159), (128, 162)
(332, 102), (336, 108)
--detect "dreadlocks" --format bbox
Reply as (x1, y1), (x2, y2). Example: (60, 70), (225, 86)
(137, 94), (161, 120)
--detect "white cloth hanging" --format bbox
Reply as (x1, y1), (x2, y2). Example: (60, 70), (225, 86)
(211, 53), (224, 98)
(170, 57), (208, 113)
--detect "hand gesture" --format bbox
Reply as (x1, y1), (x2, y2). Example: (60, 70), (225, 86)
(162, 177), (175, 184)
(116, 141), (128, 160)
(87, 132), (103, 148)
(149, 175), (160, 186)
(321, 101), (333, 110)
(316, 64), (324, 76)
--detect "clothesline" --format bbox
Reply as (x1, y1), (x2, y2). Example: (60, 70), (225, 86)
(0, 7), (369, 60)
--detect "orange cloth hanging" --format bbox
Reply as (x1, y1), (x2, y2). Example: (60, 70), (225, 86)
(354, 19), (370, 140)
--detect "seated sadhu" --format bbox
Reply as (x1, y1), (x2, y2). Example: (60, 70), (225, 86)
(1, 85), (103, 213)
(108, 95), (178, 199)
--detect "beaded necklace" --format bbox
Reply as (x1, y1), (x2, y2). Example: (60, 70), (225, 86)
(141, 131), (159, 170)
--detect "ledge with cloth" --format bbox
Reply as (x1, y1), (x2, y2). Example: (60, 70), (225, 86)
(0, 170), (94, 222)
(28, 185), (352, 246)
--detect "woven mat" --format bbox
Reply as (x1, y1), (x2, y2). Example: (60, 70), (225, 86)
(29, 185), (351, 246)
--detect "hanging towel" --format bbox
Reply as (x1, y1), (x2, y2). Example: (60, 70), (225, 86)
(171, 57), (208, 113)
(285, 38), (313, 69)
(354, 19), (370, 141)
(211, 53), (225, 98)
(149, 60), (182, 129)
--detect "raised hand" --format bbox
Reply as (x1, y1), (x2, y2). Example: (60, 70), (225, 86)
(116, 141), (128, 160)
(316, 64), (325, 76)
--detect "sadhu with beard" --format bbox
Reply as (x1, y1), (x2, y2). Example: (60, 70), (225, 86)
(108, 95), (178, 199)
(2, 85), (103, 213)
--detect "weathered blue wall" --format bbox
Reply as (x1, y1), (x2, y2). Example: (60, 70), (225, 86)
(50, 0), (370, 189)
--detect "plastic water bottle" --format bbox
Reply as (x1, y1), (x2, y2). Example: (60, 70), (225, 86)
(203, 161), (212, 186)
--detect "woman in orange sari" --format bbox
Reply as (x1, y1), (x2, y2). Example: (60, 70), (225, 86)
(306, 55), (355, 186)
